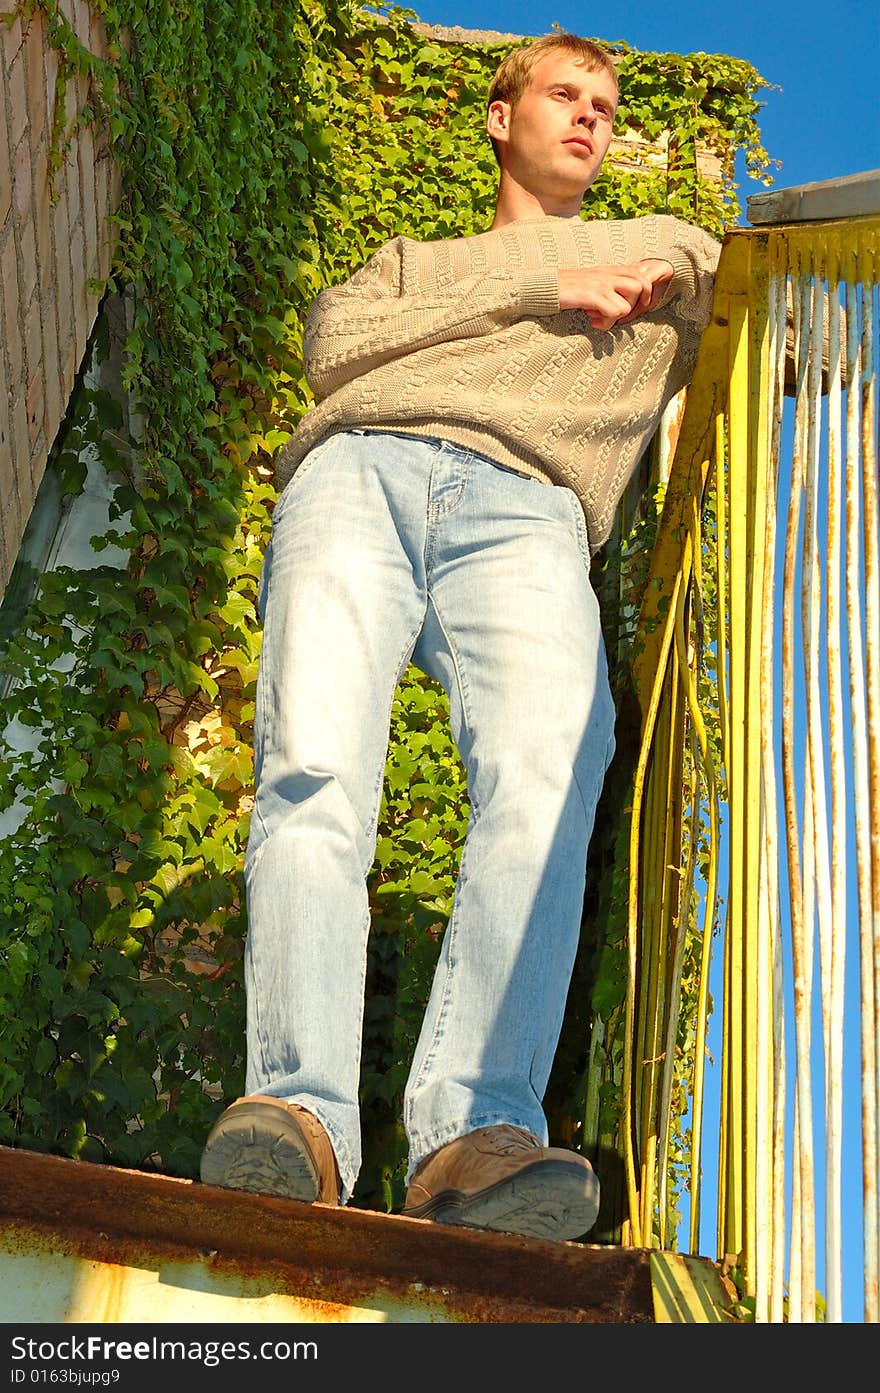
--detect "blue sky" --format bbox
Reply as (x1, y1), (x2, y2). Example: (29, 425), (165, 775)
(400, 0), (878, 1321)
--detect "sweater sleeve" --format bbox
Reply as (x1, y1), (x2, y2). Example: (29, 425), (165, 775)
(303, 236), (561, 401)
(650, 220), (722, 327)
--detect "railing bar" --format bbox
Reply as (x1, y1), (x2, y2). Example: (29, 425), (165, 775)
(634, 663), (676, 1242)
(769, 258), (790, 1326)
(802, 260), (828, 1325)
(710, 408), (731, 1264)
(686, 434), (725, 1256)
(841, 266), (874, 1320)
(744, 237), (770, 1321)
(632, 698), (658, 1236)
(663, 501), (719, 1255)
(824, 250), (846, 1324)
(790, 1101), (804, 1320)
(714, 412), (731, 794)
(656, 691), (698, 1250)
(689, 735), (720, 1250)
(687, 481), (722, 1261)
(633, 716), (659, 1226)
(755, 261), (787, 1323)
(743, 242), (773, 1301)
(624, 566), (686, 1249)
(756, 788), (773, 1323)
(782, 270), (816, 1322)
(725, 283), (751, 1268)
(637, 666), (682, 1243)
(717, 401), (732, 1265)
(666, 716), (700, 1256)
(718, 901), (731, 1261)
(637, 695), (665, 1242)
(843, 275), (874, 1323)
(858, 265), (880, 1322)
(801, 741), (818, 1319)
(771, 867), (788, 1326)
(647, 664), (687, 1243)
(632, 683), (666, 1240)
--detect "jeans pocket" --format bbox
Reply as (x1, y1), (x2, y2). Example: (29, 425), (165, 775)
(271, 432), (338, 525)
(559, 487), (593, 570)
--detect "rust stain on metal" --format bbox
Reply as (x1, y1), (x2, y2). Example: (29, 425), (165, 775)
(0, 1146), (655, 1322)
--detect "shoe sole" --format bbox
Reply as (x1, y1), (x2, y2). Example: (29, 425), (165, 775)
(404, 1159), (600, 1242)
(199, 1100), (320, 1201)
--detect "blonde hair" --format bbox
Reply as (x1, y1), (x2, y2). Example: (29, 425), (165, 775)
(486, 33), (618, 162)
(488, 34), (618, 108)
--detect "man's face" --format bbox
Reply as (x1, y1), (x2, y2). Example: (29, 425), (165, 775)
(488, 52), (618, 201)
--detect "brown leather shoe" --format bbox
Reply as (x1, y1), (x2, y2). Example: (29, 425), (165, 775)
(200, 1096), (340, 1204)
(403, 1124), (599, 1241)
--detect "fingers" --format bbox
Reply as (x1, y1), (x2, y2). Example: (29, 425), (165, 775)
(634, 272), (655, 314)
(593, 272), (649, 322)
(591, 285), (638, 326)
(627, 265), (662, 316)
(601, 267), (662, 324)
(635, 258), (674, 313)
(557, 262), (674, 327)
(613, 260), (674, 319)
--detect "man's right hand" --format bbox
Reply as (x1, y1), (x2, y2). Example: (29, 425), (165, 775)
(557, 260), (675, 330)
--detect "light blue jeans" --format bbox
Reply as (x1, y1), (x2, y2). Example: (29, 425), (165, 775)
(244, 430), (616, 1203)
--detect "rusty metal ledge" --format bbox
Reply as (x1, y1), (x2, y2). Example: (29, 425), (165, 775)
(0, 1145), (658, 1323)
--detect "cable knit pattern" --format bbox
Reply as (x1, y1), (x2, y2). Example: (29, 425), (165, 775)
(275, 213), (721, 555)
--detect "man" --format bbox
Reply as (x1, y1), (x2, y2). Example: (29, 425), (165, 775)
(200, 32), (720, 1242)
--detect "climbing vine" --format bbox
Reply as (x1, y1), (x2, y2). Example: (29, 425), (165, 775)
(0, 0), (771, 1224)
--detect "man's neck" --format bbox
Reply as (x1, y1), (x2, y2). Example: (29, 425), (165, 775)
(490, 178), (585, 230)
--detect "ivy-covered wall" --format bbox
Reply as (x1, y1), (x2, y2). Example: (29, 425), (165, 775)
(0, 0), (770, 1232)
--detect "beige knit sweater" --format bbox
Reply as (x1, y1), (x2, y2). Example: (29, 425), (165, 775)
(276, 214), (721, 555)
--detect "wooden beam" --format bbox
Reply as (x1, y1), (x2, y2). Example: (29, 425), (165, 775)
(747, 169), (880, 224)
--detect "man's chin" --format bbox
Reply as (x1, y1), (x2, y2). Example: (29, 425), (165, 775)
(558, 158), (602, 194)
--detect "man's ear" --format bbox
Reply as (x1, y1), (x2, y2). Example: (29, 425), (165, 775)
(486, 98), (512, 148)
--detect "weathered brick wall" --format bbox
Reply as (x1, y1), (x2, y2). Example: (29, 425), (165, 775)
(0, 0), (120, 598)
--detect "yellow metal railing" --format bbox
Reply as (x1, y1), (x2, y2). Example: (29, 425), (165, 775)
(626, 207), (878, 1323)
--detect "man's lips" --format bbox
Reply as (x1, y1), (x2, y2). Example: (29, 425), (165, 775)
(564, 137), (593, 154)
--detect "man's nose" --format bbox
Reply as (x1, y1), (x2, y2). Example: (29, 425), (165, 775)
(575, 105), (598, 128)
